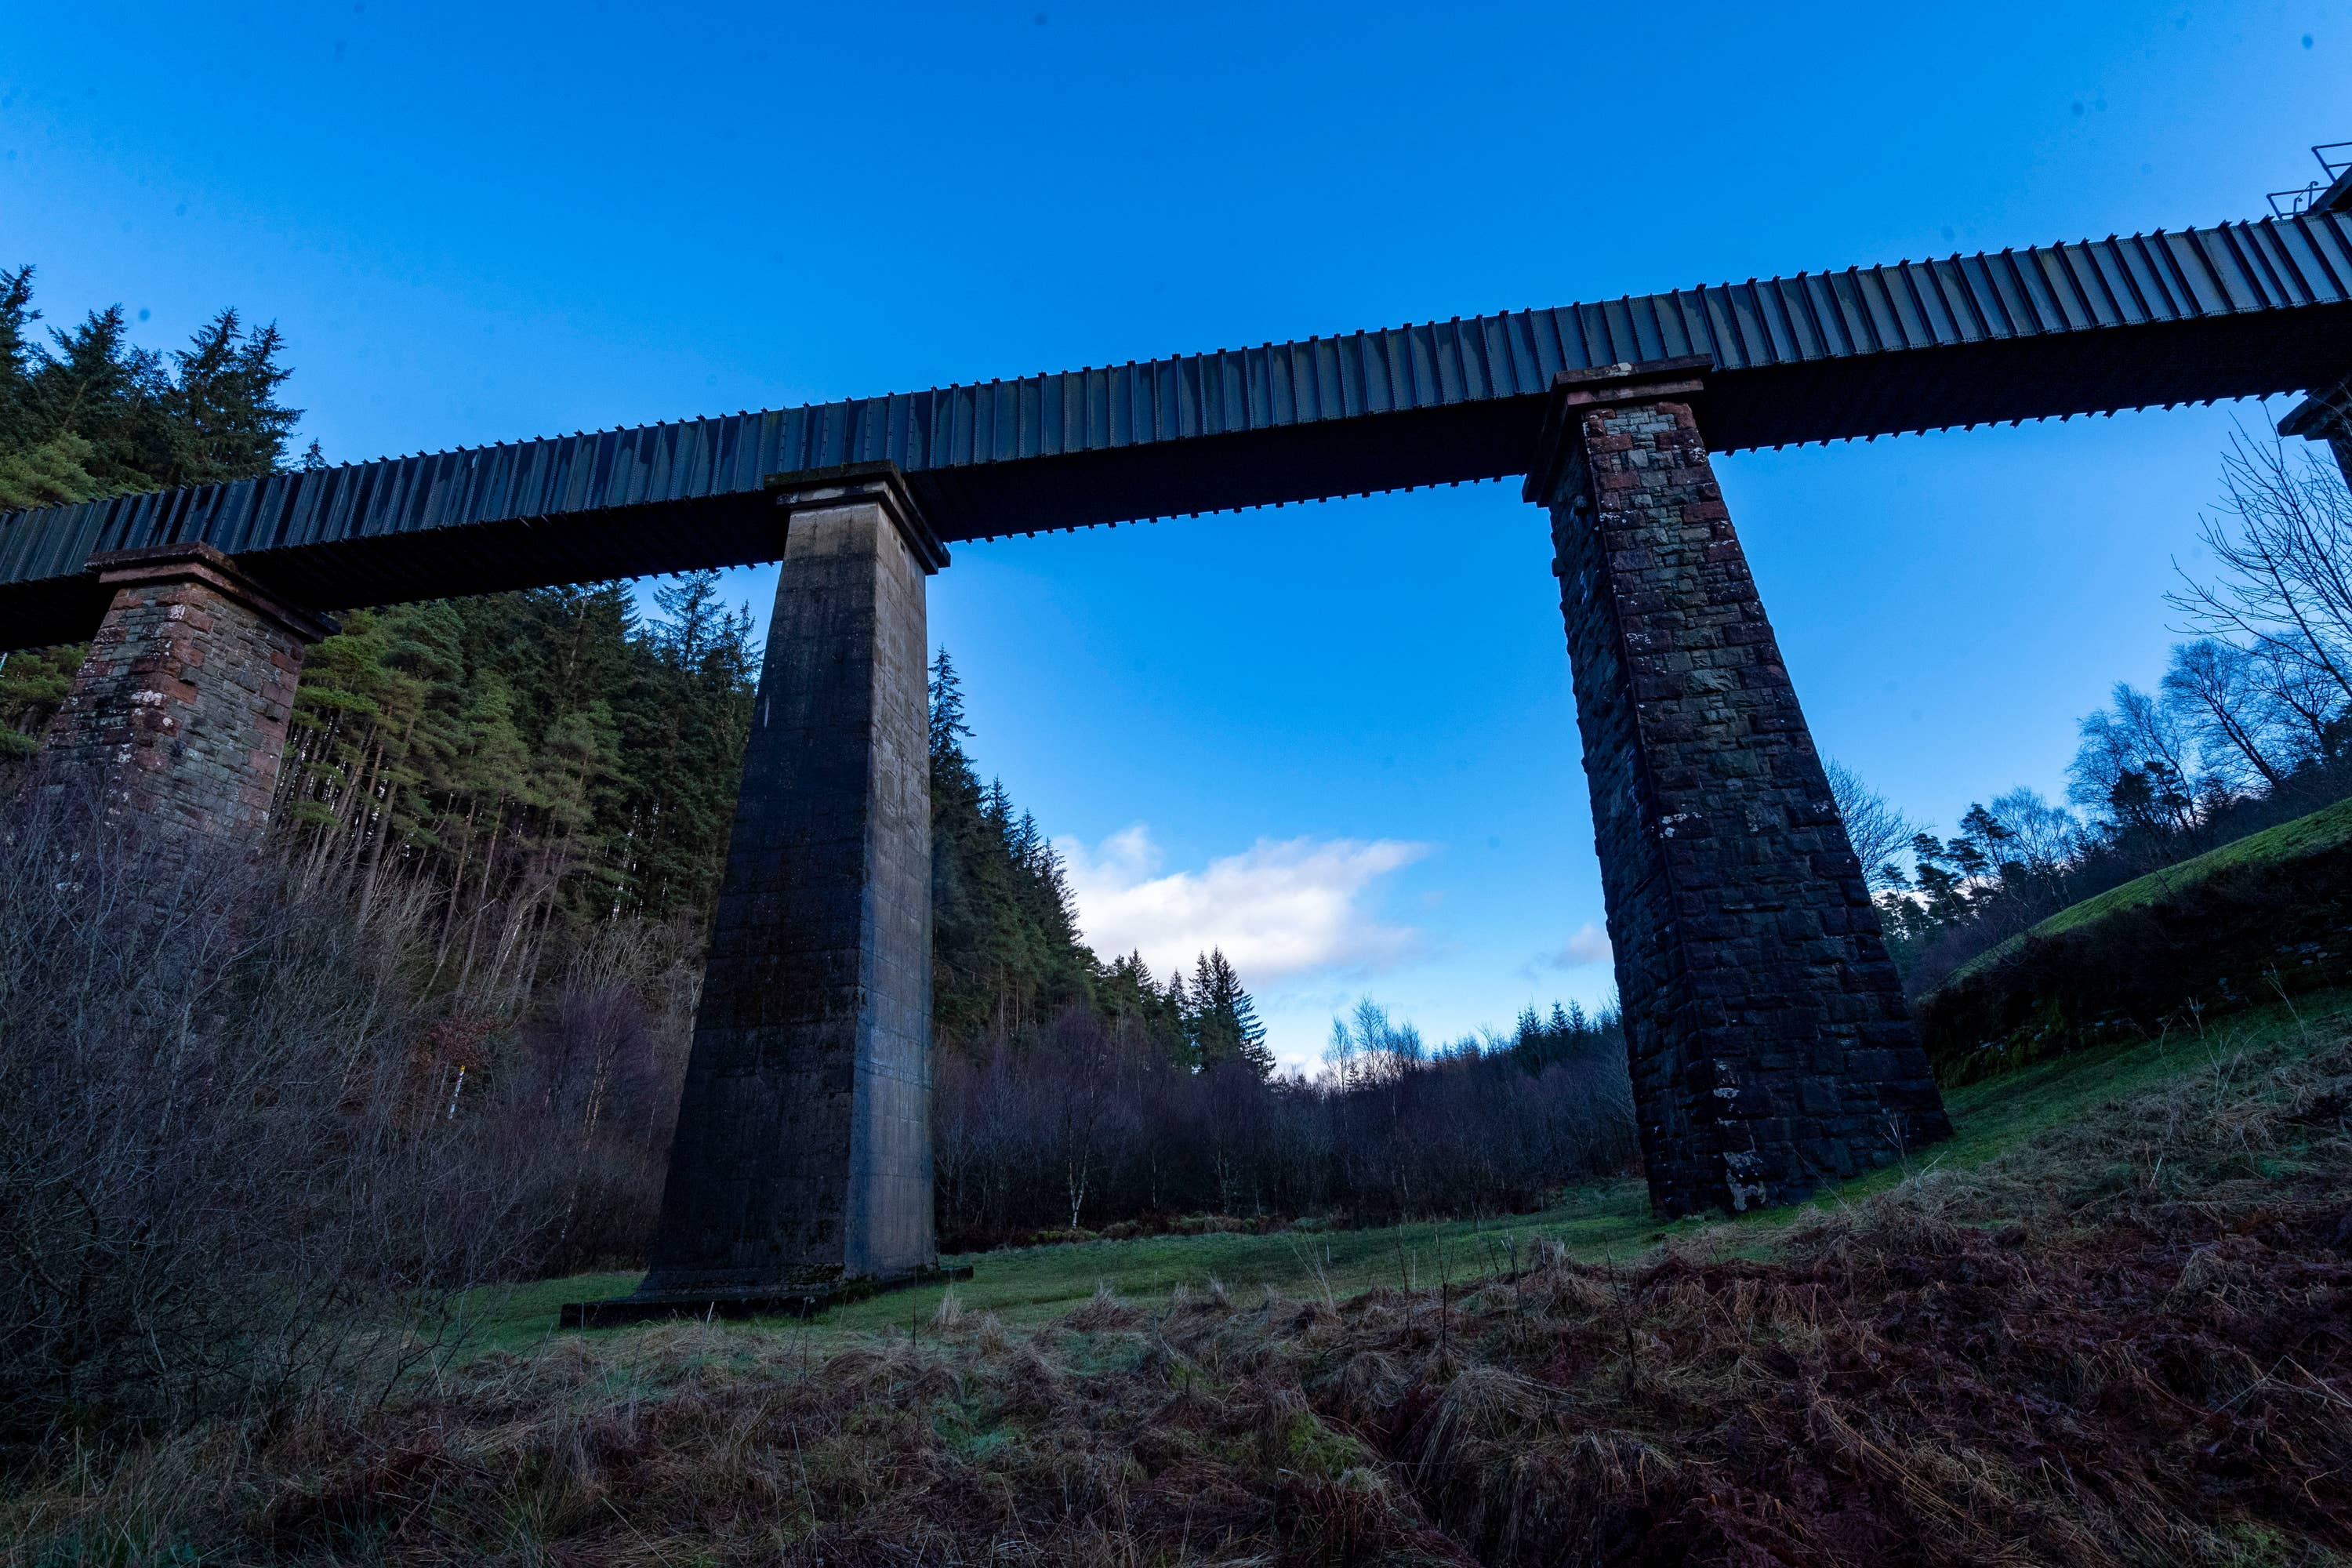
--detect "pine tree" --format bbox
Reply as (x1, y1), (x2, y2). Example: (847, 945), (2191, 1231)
(28, 303), (171, 489)
(930, 650), (971, 757)
(608, 570), (757, 917)
(926, 658), (1101, 1041)
(0, 431), (100, 508)
(1229, 981), (1272, 1079)
(1164, 967), (1195, 1069)
(0, 271), (297, 502)
(0, 267), (98, 508)
(1190, 949), (1272, 1079)
(651, 570), (723, 670)
(162, 309), (300, 484)
(0, 265), (35, 431)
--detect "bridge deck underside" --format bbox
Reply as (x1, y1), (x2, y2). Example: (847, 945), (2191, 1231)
(4, 212), (2350, 650)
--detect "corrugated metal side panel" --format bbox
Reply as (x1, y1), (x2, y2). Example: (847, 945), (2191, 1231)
(4, 213), (2350, 585)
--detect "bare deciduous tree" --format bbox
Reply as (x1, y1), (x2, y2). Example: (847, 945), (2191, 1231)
(0, 788), (537, 1441)
(2161, 638), (2292, 790)
(1825, 759), (1916, 891)
(928, 998), (1634, 1250)
(2169, 430), (2352, 706)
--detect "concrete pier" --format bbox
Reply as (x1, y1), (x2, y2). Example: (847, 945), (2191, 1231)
(628, 463), (946, 1308)
(1526, 360), (1951, 1218)
(38, 542), (332, 841)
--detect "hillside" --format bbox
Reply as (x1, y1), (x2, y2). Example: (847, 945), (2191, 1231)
(1921, 794), (2352, 1083)
(1952, 793), (2352, 985)
(16, 989), (2348, 1566)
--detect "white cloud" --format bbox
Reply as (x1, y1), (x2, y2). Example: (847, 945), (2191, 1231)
(1552, 922), (1613, 969)
(1057, 826), (1431, 984)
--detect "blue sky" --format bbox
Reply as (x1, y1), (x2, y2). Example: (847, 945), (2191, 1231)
(5, 2), (2345, 1068)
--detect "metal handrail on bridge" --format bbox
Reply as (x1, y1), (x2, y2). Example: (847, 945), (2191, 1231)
(2267, 140), (2352, 219)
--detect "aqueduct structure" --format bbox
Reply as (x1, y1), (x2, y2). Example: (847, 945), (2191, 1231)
(9, 191), (2352, 1315)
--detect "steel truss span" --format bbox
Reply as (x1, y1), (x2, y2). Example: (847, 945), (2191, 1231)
(5, 212), (2352, 648)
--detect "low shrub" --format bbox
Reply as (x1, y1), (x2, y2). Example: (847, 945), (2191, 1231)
(1016, 1228), (1099, 1249)
(0, 789), (538, 1446)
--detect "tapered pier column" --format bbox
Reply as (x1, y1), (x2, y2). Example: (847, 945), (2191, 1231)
(1526, 358), (1949, 1218)
(632, 463), (946, 1309)
(38, 542), (332, 840)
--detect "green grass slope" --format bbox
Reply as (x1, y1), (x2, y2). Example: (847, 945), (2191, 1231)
(1953, 793), (2352, 986)
(1922, 796), (2352, 1082)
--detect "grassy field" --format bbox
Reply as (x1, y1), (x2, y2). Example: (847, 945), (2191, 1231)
(479, 985), (2352, 1352)
(20, 983), (2350, 1565)
(27, 976), (2347, 1566)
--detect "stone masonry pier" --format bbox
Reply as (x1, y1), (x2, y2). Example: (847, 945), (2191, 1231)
(608, 463), (949, 1317)
(1526, 361), (1951, 1218)
(37, 541), (332, 842)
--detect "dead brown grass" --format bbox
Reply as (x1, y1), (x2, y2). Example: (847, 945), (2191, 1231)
(9, 1036), (2351, 1566)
